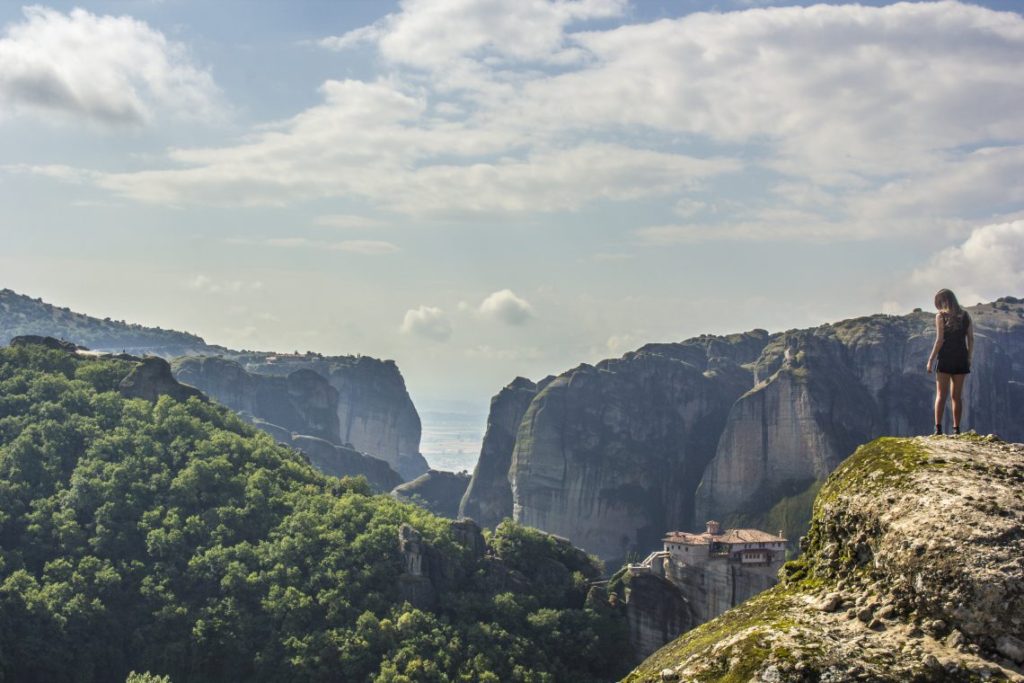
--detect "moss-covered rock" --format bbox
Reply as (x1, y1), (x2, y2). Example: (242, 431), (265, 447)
(623, 436), (1024, 682)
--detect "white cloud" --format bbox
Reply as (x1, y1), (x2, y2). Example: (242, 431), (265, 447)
(187, 275), (263, 294)
(0, 6), (220, 125)
(321, 0), (627, 67)
(18, 1), (1024, 244)
(910, 220), (1024, 303)
(401, 305), (452, 341)
(479, 289), (533, 325)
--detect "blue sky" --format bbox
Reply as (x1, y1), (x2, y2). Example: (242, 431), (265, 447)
(1, 0), (1022, 408)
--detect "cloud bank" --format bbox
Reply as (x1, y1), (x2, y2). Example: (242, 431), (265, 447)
(911, 220), (1024, 304)
(0, 6), (220, 125)
(12, 1), (1024, 245)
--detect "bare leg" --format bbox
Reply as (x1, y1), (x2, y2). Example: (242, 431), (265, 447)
(934, 373), (951, 432)
(950, 373), (967, 431)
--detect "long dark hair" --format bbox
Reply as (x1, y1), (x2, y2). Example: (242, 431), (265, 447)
(934, 289), (962, 315)
(935, 289), (969, 328)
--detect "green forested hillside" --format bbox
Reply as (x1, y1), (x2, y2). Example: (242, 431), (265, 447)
(0, 343), (630, 682)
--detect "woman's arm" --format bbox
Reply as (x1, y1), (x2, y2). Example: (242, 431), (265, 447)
(966, 315), (974, 366)
(927, 313), (944, 374)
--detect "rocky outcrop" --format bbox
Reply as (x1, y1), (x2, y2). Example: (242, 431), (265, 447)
(508, 332), (766, 564)
(459, 376), (550, 527)
(206, 354), (429, 481)
(2, 288), (428, 482)
(623, 436), (1024, 682)
(695, 302), (1024, 528)
(290, 435), (402, 493)
(612, 573), (696, 662)
(172, 357), (340, 443)
(470, 299), (1024, 565)
(118, 357), (206, 404)
(392, 470), (471, 518)
(9, 335), (81, 352)
(396, 519), (488, 610)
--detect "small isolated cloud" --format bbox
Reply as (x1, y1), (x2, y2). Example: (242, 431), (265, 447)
(0, 6), (220, 125)
(479, 289), (533, 325)
(910, 220), (1024, 303)
(401, 305), (452, 342)
(188, 275), (263, 294)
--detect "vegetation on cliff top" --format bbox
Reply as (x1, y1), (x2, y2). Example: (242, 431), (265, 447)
(0, 343), (630, 682)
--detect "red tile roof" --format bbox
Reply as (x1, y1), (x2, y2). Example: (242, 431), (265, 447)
(663, 528), (786, 544)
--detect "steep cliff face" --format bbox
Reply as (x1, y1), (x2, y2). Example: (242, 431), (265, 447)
(624, 436), (1024, 682)
(509, 332), (767, 564)
(472, 298), (1024, 566)
(173, 354), (429, 481)
(696, 301), (1024, 527)
(459, 376), (550, 527)
(290, 435), (402, 493)
(616, 574), (696, 662)
(240, 355), (428, 481)
(1, 288), (428, 482)
(173, 356), (340, 443)
(392, 470), (471, 518)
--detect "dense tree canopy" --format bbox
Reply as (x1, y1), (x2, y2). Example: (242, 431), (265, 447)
(0, 344), (631, 682)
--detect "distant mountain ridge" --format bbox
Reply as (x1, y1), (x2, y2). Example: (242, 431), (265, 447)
(0, 288), (218, 356)
(0, 287), (428, 481)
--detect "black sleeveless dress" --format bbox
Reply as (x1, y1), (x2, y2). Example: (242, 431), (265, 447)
(937, 311), (971, 375)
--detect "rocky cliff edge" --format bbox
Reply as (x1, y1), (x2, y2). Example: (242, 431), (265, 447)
(624, 435), (1024, 682)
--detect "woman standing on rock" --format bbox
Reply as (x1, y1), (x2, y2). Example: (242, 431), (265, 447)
(926, 288), (973, 435)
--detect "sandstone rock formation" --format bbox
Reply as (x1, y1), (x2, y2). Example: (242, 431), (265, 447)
(9, 335), (81, 352)
(392, 470), (471, 518)
(207, 354), (428, 481)
(290, 435), (402, 493)
(459, 376), (551, 527)
(467, 298), (1024, 566)
(173, 356), (341, 443)
(613, 573), (696, 662)
(508, 331), (766, 563)
(622, 435), (1024, 682)
(695, 302), (1024, 528)
(2, 288), (428, 482)
(118, 357), (206, 404)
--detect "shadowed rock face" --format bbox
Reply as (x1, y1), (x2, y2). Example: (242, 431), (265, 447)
(510, 333), (765, 564)
(696, 304), (1024, 527)
(470, 299), (1024, 565)
(119, 357), (206, 404)
(1, 288), (428, 481)
(290, 435), (402, 493)
(232, 355), (428, 481)
(624, 436), (1024, 682)
(459, 376), (551, 527)
(173, 357), (340, 443)
(392, 470), (471, 519)
(620, 574), (696, 662)
(173, 355), (429, 481)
